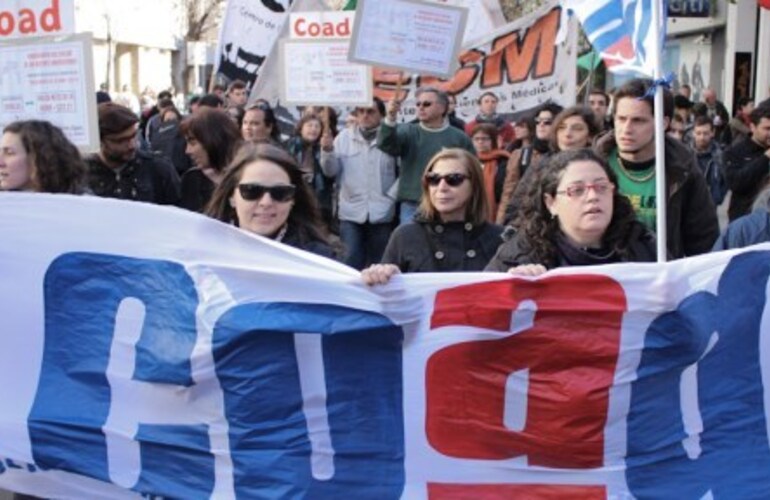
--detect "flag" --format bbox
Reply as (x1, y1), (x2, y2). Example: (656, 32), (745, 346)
(561, 0), (665, 77)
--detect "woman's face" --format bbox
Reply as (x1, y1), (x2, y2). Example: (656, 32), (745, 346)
(231, 160), (295, 238)
(300, 119), (322, 143)
(514, 122), (530, 141)
(185, 137), (210, 169)
(471, 131), (493, 153)
(535, 111), (554, 140)
(242, 109), (272, 142)
(544, 160), (614, 248)
(556, 115), (593, 151)
(0, 132), (33, 191)
(427, 158), (472, 222)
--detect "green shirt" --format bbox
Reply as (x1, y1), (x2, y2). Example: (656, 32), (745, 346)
(608, 148), (657, 231)
(377, 121), (475, 203)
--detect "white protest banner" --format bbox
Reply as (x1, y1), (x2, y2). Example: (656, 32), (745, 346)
(349, 0), (469, 79)
(281, 39), (371, 106)
(2, 193), (770, 498)
(0, 33), (99, 152)
(0, 0), (74, 40)
(213, 0), (293, 89)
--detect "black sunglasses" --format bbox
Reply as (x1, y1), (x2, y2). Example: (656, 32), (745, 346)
(415, 101), (434, 108)
(238, 183), (296, 202)
(424, 172), (469, 187)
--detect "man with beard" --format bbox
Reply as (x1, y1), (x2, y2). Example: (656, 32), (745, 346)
(595, 78), (718, 258)
(86, 103), (180, 205)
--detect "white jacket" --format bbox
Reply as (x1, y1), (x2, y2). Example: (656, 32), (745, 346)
(320, 126), (397, 224)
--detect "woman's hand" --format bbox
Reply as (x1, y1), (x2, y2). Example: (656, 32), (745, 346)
(362, 264), (401, 286)
(507, 264), (547, 277)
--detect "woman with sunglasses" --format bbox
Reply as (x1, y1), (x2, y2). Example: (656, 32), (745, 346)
(362, 148), (502, 284)
(497, 103), (563, 224)
(486, 149), (656, 275)
(206, 143), (333, 257)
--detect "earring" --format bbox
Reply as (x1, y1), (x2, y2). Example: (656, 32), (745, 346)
(551, 212), (557, 220)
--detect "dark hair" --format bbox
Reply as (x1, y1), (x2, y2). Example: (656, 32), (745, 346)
(244, 104), (281, 143)
(613, 78), (674, 119)
(180, 108), (243, 171)
(294, 113), (324, 143)
(3, 120), (87, 194)
(588, 89), (609, 106)
(471, 123), (500, 149)
(549, 105), (600, 152)
(228, 80), (247, 93)
(417, 148), (489, 224)
(691, 102), (708, 119)
(749, 103), (770, 125)
(205, 143), (328, 245)
(536, 102), (565, 119)
(735, 97), (754, 115)
(511, 113), (536, 148)
(97, 102), (139, 138)
(670, 114), (685, 125)
(673, 95), (694, 109)
(479, 91), (498, 102)
(198, 93), (224, 108)
(188, 95), (201, 107)
(693, 115), (713, 129)
(158, 90), (173, 101)
(372, 96), (386, 117)
(512, 148), (639, 267)
(157, 97), (175, 110)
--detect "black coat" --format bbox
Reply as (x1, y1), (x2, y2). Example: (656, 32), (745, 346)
(485, 222), (657, 272)
(381, 218), (503, 272)
(86, 150), (180, 205)
(723, 137), (770, 221)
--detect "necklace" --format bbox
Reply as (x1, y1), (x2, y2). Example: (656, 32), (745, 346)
(616, 156), (655, 183)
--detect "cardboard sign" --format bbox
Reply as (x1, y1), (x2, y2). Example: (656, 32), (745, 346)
(348, 0), (468, 78)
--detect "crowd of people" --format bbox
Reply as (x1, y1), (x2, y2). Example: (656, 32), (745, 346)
(3, 78), (770, 283)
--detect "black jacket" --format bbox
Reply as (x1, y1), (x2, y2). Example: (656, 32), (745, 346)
(723, 137), (770, 221)
(485, 222), (657, 272)
(381, 217), (503, 272)
(86, 150), (181, 205)
(595, 134), (718, 258)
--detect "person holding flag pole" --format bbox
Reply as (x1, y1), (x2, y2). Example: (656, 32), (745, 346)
(563, 0), (718, 260)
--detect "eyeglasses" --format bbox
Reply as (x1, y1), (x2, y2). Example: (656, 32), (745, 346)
(556, 181), (614, 198)
(415, 101), (435, 108)
(424, 172), (469, 187)
(238, 183), (296, 202)
(535, 119), (553, 126)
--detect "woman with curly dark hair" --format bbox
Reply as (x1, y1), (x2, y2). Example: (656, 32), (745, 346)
(179, 107), (243, 212)
(205, 143), (333, 257)
(485, 148), (656, 275)
(0, 120), (87, 194)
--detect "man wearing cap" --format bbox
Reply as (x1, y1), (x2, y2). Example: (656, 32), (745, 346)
(86, 102), (181, 205)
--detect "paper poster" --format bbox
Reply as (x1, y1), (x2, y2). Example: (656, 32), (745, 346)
(0, 33), (99, 152)
(349, 0), (468, 78)
(281, 39), (372, 106)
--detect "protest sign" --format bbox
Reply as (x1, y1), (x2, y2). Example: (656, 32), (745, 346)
(0, 33), (98, 152)
(1, 193), (770, 498)
(281, 39), (372, 106)
(349, 0), (469, 78)
(213, 0), (293, 89)
(0, 0), (74, 40)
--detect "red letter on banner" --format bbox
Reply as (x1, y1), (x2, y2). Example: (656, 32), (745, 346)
(428, 483), (606, 499)
(426, 276), (626, 468)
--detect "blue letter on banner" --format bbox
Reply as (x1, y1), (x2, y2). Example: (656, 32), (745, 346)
(627, 251), (770, 497)
(29, 253), (214, 498)
(212, 302), (405, 498)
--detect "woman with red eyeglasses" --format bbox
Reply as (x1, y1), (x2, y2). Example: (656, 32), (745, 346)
(362, 148), (503, 284)
(485, 149), (656, 275)
(205, 143), (334, 257)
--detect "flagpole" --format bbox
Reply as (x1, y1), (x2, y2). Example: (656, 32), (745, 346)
(651, 0), (667, 263)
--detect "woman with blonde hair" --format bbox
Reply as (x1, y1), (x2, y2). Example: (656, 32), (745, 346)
(363, 148), (502, 283)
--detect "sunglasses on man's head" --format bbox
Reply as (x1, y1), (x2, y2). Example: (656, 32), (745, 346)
(424, 172), (469, 187)
(238, 183), (296, 202)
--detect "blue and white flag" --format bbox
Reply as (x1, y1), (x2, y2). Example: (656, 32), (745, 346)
(560, 0), (665, 76)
